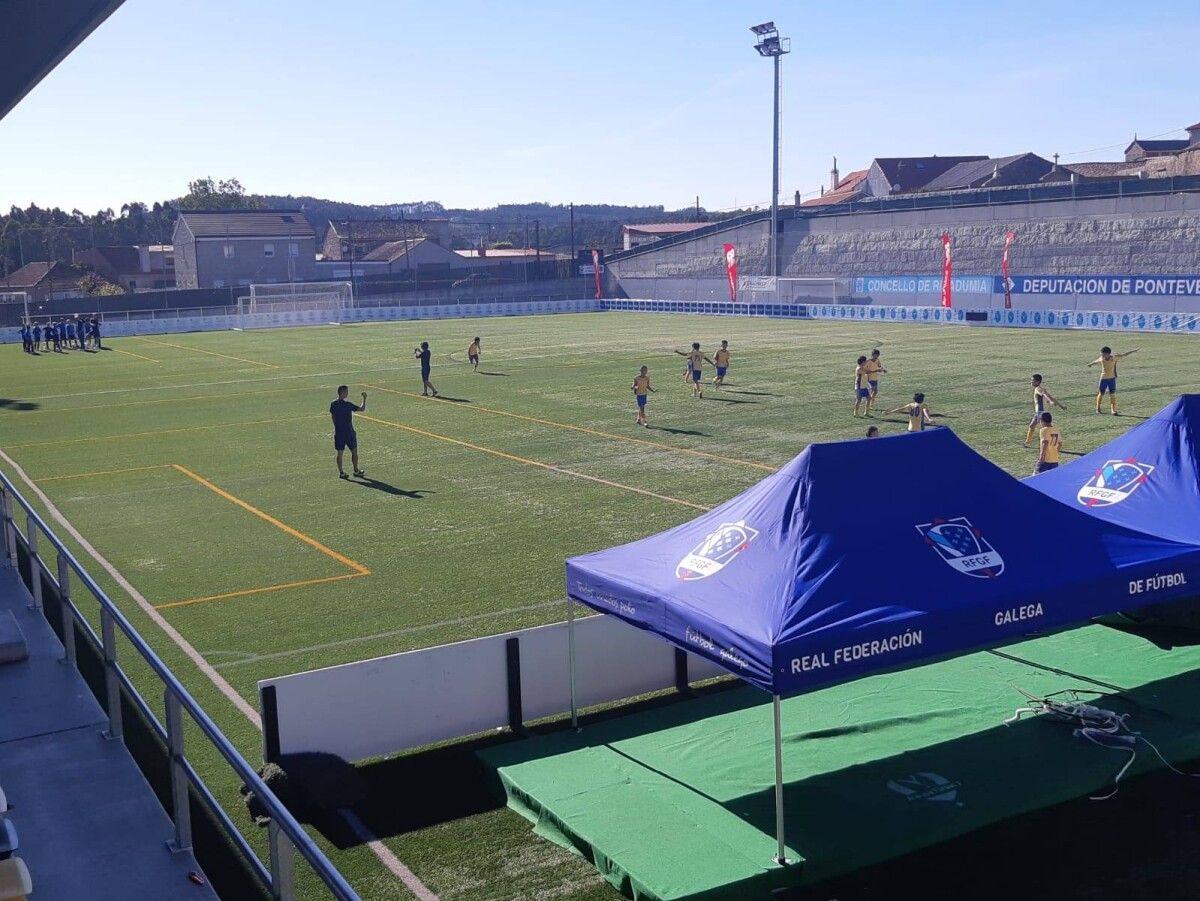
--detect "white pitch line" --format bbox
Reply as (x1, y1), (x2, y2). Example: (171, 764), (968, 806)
(0, 449), (439, 899)
(0, 448), (262, 724)
(340, 809), (439, 901)
(213, 600), (561, 670)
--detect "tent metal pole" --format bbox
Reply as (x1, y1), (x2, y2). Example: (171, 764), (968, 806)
(773, 693), (787, 865)
(568, 597), (578, 729)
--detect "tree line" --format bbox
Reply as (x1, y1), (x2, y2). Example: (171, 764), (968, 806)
(2, 176), (719, 277)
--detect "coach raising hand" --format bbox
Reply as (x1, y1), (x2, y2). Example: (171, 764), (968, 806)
(330, 386), (367, 480)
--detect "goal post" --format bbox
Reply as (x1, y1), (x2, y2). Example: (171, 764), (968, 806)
(246, 281), (354, 317)
(775, 277), (846, 304)
(735, 277), (846, 304)
(0, 291), (32, 329)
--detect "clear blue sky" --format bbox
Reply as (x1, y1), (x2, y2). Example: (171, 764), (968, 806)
(2, 0), (1198, 214)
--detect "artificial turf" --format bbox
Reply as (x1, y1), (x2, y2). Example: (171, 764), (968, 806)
(2, 312), (1197, 899)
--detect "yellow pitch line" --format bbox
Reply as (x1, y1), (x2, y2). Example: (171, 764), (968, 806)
(155, 572), (366, 610)
(136, 337), (276, 369)
(4, 415), (318, 449)
(170, 464), (371, 574)
(359, 414), (711, 512)
(38, 464), (174, 482)
(363, 383), (777, 472)
(111, 347), (162, 364)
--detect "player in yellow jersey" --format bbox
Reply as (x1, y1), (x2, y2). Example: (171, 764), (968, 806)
(853, 356), (871, 416)
(467, 337), (482, 372)
(1034, 411), (1063, 474)
(1088, 345), (1139, 415)
(632, 366), (655, 426)
(674, 343), (713, 398)
(884, 392), (934, 431)
(1023, 374), (1066, 446)
(864, 348), (886, 412)
(712, 340), (731, 388)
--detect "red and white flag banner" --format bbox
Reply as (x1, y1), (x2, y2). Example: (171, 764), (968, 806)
(1002, 230), (1015, 309)
(591, 249), (602, 299)
(723, 243), (738, 301)
(941, 233), (953, 309)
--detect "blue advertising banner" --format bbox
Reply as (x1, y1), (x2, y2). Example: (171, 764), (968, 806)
(854, 276), (993, 295)
(1006, 276), (1200, 297)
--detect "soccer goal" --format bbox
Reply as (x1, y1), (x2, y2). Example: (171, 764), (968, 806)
(240, 281), (354, 325)
(0, 291), (31, 329)
(776, 277), (846, 304)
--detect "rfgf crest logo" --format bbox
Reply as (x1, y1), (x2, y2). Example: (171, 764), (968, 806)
(915, 517), (1004, 579)
(1077, 459), (1155, 507)
(887, 772), (964, 806)
(676, 521), (759, 581)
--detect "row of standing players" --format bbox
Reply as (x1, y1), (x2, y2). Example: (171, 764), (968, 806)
(18, 317), (104, 354)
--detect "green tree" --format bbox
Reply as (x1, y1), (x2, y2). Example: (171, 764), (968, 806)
(77, 272), (124, 296)
(177, 177), (262, 210)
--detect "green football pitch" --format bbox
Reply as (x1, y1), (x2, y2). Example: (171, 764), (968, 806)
(1, 312), (1196, 899)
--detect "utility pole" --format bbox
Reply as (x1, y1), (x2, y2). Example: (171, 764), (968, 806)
(569, 202), (576, 278)
(534, 220), (541, 279)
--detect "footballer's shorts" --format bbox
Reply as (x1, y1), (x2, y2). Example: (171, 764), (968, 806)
(716, 367), (727, 378)
(334, 430), (358, 452)
(1034, 461), (1059, 474)
(868, 380), (879, 393)
(691, 370), (702, 383)
(1098, 377), (1117, 394)
(636, 395), (647, 408)
(468, 354), (480, 364)
(856, 387), (870, 399)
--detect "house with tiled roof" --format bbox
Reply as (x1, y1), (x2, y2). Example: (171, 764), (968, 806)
(321, 218), (452, 261)
(865, 155), (987, 196)
(72, 244), (175, 292)
(172, 210), (317, 289)
(801, 169), (869, 207)
(919, 153), (1053, 192)
(0, 261), (91, 301)
(1125, 137), (1192, 162)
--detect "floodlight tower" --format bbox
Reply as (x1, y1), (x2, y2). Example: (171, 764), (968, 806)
(751, 21), (789, 279)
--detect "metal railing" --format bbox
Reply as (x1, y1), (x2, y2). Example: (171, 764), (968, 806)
(0, 470), (359, 901)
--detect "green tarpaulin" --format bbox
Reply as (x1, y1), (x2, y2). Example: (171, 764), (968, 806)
(479, 624), (1200, 900)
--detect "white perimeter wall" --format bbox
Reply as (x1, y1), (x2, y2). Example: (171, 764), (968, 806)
(259, 612), (728, 763)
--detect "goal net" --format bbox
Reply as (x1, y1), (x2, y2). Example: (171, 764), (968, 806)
(776, 277), (846, 304)
(0, 291), (31, 329)
(244, 282), (354, 317)
(735, 277), (846, 304)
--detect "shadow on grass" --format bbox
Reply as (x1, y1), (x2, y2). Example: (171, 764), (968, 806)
(0, 398), (40, 411)
(725, 389), (781, 397)
(431, 394), (471, 404)
(475, 371), (509, 377)
(705, 396), (758, 405)
(300, 679), (746, 847)
(646, 425), (710, 437)
(352, 478), (432, 499)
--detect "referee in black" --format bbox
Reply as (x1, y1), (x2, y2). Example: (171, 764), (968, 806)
(330, 385), (367, 479)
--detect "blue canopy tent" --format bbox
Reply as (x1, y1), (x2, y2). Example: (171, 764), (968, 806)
(1026, 395), (1200, 544)
(564, 426), (1200, 863)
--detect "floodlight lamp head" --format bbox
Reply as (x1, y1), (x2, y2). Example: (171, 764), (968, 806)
(749, 21), (776, 35)
(755, 36), (785, 56)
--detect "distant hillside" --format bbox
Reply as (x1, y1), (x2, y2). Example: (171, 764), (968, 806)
(259, 196), (713, 252)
